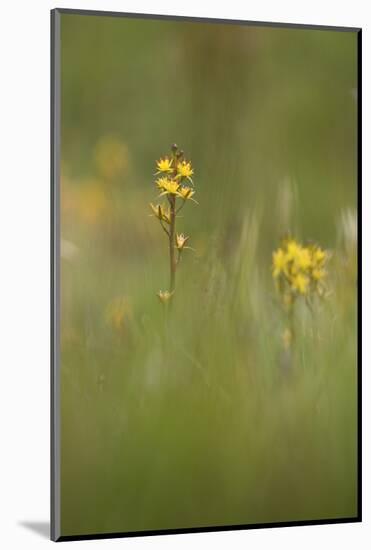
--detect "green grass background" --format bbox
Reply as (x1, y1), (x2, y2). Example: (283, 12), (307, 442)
(60, 13), (358, 536)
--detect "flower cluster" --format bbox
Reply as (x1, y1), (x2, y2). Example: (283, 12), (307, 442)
(155, 154), (194, 183)
(155, 177), (196, 202)
(150, 144), (197, 303)
(272, 237), (328, 301)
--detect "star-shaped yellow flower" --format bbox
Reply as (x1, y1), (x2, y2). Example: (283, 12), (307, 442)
(176, 160), (194, 182)
(155, 157), (173, 174)
(176, 186), (197, 202)
(156, 178), (180, 196)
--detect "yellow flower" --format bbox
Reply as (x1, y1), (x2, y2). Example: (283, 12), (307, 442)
(286, 239), (301, 261)
(291, 273), (309, 294)
(272, 248), (288, 278)
(157, 290), (174, 303)
(76, 180), (109, 225)
(157, 178), (180, 196)
(294, 246), (312, 271)
(149, 202), (171, 224)
(312, 247), (326, 265)
(176, 186), (197, 202)
(176, 160), (194, 182)
(175, 233), (190, 251)
(94, 135), (129, 180)
(156, 176), (169, 191)
(155, 157), (173, 174)
(312, 268), (326, 281)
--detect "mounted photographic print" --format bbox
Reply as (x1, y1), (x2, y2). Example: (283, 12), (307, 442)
(51, 8), (361, 542)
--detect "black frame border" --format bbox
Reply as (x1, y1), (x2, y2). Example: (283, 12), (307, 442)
(50, 7), (362, 542)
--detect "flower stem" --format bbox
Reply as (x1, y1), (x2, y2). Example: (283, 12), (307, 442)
(169, 195), (176, 293)
(288, 303), (295, 346)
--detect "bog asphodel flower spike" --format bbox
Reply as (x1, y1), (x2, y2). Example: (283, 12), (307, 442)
(150, 144), (197, 303)
(272, 237), (328, 297)
(272, 236), (329, 350)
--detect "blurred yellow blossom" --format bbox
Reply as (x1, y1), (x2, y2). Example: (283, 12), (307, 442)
(272, 237), (329, 300)
(94, 135), (130, 181)
(291, 273), (309, 295)
(157, 290), (174, 304)
(272, 237), (329, 351)
(286, 239), (301, 261)
(77, 179), (109, 225)
(175, 233), (190, 251)
(312, 268), (326, 281)
(313, 247), (326, 264)
(272, 248), (288, 278)
(295, 247), (312, 271)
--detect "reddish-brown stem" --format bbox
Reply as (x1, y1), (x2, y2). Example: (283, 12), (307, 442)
(168, 195), (176, 292)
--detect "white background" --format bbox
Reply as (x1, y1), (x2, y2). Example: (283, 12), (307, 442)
(0, 0), (368, 547)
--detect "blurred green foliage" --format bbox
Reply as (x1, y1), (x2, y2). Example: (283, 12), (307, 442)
(60, 13), (358, 536)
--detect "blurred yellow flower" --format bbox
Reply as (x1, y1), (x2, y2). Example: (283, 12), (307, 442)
(155, 157), (173, 174)
(295, 247), (312, 270)
(291, 273), (309, 294)
(272, 237), (329, 351)
(77, 179), (109, 225)
(272, 248), (287, 278)
(286, 239), (301, 261)
(175, 233), (190, 251)
(312, 268), (326, 281)
(94, 135), (129, 181)
(157, 290), (174, 303)
(272, 237), (329, 301)
(313, 247), (326, 265)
